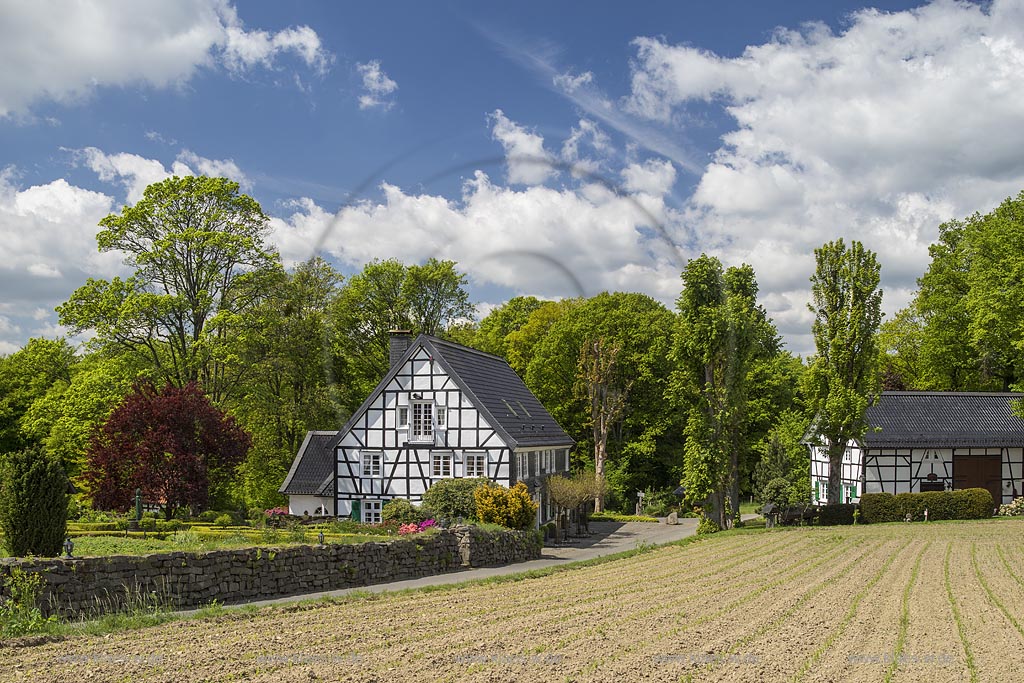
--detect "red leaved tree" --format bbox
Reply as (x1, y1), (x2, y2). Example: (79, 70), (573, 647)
(85, 381), (250, 519)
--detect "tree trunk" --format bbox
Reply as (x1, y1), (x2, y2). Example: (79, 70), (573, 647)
(594, 436), (606, 513)
(827, 440), (845, 505)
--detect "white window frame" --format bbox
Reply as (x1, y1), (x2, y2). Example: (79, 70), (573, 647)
(362, 500), (382, 524)
(362, 451), (382, 478)
(465, 452), (487, 478)
(436, 405), (446, 428)
(397, 406), (409, 430)
(411, 401), (434, 442)
(432, 451), (453, 478)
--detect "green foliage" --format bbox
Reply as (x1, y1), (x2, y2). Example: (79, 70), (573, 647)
(523, 292), (680, 508)
(859, 489), (995, 523)
(760, 478), (793, 509)
(19, 352), (139, 481)
(816, 504), (858, 526)
(471, 296), (546, 358)
(382, 499), (430, 524)
(0, 446), (68, 557)
(57, 175), (279, 404)
(804, 239), (882, 504)
(229, 257), (346, 509)
(641, 489), (676, 517)
(0, 338), (76, 455)
(331, 258), (474, 406)
(696, 516), (720, 535)
(473, 482), (537, 530)
(0, 567), (57, 638)
(214, 514), (233, 528)
(672, 255), (776, 527)
(422, 478), (489, 521)
(753, 410), (809, 502)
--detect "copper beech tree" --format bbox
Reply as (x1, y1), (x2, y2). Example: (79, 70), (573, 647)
(85, 381), (250, 518)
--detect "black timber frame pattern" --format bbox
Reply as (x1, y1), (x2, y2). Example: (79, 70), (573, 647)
(849, 392), (1024, 502)
(328, 336), (573, 517)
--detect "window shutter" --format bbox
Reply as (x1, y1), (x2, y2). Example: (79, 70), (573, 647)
(814, 480), (820, 502)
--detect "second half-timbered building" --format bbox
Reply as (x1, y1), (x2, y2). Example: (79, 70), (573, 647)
(280, 332), (574, 525)
(810, 391), (1024, 506)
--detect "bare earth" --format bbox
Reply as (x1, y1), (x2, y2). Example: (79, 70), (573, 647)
(2, 520), (1023, 682)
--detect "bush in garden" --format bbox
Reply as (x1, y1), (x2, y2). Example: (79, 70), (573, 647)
(816, 504), (858, 526)
(214, 514), (233, 528)
(859, 489), (995, 523)
(423, 478), (490, 521)
(382, 499), (428, 524)
(641, 488), (678, 517)
(696, 516), (720, 535)
(474, 482), (537, 530)
(859, 493), (899, 523)
(198, 510), (220, 523)
(760, 478), (792, 510)
(0, 445), (68, 557)
(999, 496), (1024, 516)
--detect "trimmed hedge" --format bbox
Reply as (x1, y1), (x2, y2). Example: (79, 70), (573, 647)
(859, 488), (995, 523)
(816, 504), (858, 526)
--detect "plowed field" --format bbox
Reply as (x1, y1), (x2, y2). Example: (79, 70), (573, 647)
(3, 520), (1023, 682)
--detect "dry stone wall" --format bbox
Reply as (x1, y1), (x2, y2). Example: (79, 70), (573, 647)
(0, 526), (540, 618)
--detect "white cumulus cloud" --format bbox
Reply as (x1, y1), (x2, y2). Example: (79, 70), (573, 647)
(488, 109), (558, 186)
(356, 60), (398, 110)
(625, 0), (1024, 353)
(0, 0), (332, 118)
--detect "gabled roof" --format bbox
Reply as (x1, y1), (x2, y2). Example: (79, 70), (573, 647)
(279, 431), (338, 496)
(863, 391), (1024, 448)
(425, 336), (574, 448)
(331, 334), (574, 452)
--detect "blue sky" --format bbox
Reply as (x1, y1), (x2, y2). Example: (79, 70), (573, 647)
(2, 0), (1022, 357)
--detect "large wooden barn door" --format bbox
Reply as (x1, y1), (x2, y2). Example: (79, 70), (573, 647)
(952, 453), (1002, 505)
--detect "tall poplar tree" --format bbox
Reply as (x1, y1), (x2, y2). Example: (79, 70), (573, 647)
(804, 239), (883, 505)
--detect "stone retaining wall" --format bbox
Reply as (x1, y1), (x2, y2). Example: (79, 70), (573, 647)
(0, 527), (540, 618)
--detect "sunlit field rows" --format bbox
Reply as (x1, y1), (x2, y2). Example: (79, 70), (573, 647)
(3, 520), (1023, 682)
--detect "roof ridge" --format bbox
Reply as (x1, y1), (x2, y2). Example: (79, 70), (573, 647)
(422, 334), (509, 364)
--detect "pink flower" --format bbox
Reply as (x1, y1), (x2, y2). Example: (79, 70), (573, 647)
(418, 519), (437, 532)
(398, 523), (420, 535)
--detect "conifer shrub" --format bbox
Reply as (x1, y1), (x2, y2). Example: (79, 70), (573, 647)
(0, 446), (68, 557)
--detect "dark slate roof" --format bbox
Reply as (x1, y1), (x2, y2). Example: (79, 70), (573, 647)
(279, 431), (338, 495)
(424, 336), (574, 449)
(863, 391), (1024, 448)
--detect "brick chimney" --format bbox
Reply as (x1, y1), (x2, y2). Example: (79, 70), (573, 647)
(389, 330), (413, 368)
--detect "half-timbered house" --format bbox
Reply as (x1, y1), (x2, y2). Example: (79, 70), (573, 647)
(809, 391), (1024, 505)
(280, 332), (574, 525)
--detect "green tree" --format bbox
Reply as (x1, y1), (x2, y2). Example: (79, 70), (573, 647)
(671, 255), (766, 529)
(524, 292), (678, 510)
(0, 446), (68, 557)
(963, 192), (1024, 390)
(332, 258), (474, 405)
(230, 258), (346, 509)
(56, 176), (279, 403)
(804, 239), (883, 505)
(19, 352), (140, 480)
(915, 220), (991, 390)
(753, 410), (810, 501)
(473, 296), (546, 358)
(0, 339), (76, 454)
(878, 306), (925, 390)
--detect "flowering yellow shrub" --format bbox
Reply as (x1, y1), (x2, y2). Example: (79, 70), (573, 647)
(473, 482), (537, 530)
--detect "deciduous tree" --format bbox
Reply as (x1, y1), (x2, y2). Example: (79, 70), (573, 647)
(85, 381), (250, 518)
(804, 239), (882, 505)
(57, 176), (279, 403)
